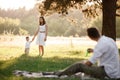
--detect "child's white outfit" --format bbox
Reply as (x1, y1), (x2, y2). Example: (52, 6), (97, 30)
(25, 41), (31, 54)
(36, 24), (46, 46)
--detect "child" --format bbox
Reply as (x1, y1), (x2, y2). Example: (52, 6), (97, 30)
(25, 36), (32, 54)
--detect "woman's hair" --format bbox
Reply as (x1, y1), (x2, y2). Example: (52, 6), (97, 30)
(87, 27), (100, 38)
(39, 16), (46, 25)
(26, 36), (29, 40)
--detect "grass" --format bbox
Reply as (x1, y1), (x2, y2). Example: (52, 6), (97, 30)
(0, 35), (120, 80)
(0, 44), (92, 80)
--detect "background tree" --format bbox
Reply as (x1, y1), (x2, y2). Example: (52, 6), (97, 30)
(0, 7), (39, 35)
(90, 15), (120, 38)
(37, 0), (120, 40)
(102, 0), (117, 40)
(0, 7), (87, 36)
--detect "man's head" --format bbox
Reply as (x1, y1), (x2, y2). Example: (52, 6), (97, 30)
(87, 27), (100, 41)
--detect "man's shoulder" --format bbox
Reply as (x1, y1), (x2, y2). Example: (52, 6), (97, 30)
(101, 36), (114, 42)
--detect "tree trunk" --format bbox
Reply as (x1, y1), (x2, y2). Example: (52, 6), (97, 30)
(102, 0), (117, 41)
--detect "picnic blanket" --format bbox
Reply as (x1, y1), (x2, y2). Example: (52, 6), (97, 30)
(13, 70), (95, 79)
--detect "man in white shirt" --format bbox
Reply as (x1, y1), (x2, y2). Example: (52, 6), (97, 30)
(56, 27), (120, 79)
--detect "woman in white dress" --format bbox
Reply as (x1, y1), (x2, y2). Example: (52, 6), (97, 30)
(32, 17), (48, 56)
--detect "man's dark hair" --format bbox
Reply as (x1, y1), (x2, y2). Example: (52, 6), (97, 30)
(87, 27), (100, 38)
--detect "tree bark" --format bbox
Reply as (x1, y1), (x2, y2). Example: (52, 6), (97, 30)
(102, 0), (117, 41)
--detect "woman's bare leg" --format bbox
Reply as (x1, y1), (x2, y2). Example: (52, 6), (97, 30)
(39, 45), (44, 56)
(39, 46), (41, 56)
(41, 46), (44, 56)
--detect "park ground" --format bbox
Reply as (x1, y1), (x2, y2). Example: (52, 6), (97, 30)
(0, 35), (120, 80)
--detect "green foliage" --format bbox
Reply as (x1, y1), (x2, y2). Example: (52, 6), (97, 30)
(0, 17), (20, 35)
(64, 26), (77, 37)
(0, 8), (38, 35)
(20, 15), (38, 35)
(38, 0), (102, 18)
(19, 28), (28, 35)
(116, 17), (120, 38)
(0, 7), (87, 36)
(90, 16), (102, 31)
(90, 16), (120, 38)
(46, 10), (88, 37)
(46, 16), (70, 36)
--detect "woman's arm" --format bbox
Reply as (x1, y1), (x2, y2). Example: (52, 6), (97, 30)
(44, 24), (48, 41)
(32, 27), (39, 41)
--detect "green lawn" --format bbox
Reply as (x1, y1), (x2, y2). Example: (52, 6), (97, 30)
(0, 36), (120, 80)
(0, 44), (92, 80)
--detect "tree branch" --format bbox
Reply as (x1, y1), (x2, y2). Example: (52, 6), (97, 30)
(116, 6), (120, 9)
(116, 13), (120, 16)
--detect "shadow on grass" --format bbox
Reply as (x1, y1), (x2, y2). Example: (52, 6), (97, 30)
(68, 50), (83, 55)
(0, 54), (85, 80)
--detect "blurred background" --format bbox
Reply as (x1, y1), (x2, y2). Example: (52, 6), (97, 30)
(0, 0), (120, 48)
